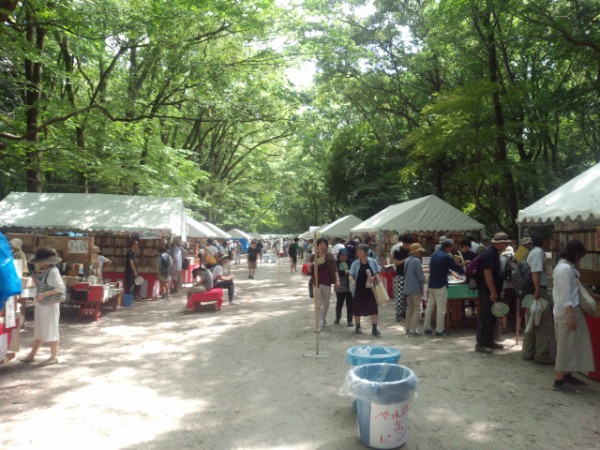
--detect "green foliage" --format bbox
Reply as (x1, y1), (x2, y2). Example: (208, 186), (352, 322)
(1, 0), (599, 235)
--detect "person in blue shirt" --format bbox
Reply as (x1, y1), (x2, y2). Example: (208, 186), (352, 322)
(423, 238), (464, 336)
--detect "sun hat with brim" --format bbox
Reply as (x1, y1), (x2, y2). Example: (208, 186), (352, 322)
(521, 237), (533, 246)
(29, 247), (62, 265)
(491, 233), (511, 244)
(338, 248), (349, 255)
(219, 254), (229, 263)
(491, 302), (510, 317)
(409, 243), (426, 254)
(9, 238), (23, 250)
(501, 246), (514, 257)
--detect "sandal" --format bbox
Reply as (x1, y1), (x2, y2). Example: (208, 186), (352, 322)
(19, 356), (35, 364)
(39, 358), (59, 367)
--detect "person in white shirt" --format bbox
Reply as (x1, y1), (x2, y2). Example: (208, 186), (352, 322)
(92, 246), (111, 284)
(332, 238), (346, 260)
(551, 239), (595, 393)
(20, 247), (66, 366)
(522, 233), (554, 365)
(212, 255), (235, 304)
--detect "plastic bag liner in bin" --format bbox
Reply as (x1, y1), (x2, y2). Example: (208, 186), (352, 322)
(340, 363), (418, 449)
(347, 346), (401, 367)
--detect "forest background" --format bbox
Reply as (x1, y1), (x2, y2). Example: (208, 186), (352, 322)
(1, 0), (599, 236)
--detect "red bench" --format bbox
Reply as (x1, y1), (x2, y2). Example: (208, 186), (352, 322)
(186, 288), (224, 311)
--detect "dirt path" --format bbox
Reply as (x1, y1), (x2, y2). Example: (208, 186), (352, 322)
(1, 258), (599, 449)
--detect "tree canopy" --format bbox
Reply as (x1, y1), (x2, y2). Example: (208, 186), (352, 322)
(1, 0), (599, 234)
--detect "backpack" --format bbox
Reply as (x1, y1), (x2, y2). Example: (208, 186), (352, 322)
(159, 253), (171, 276)
(465, 255), (480, 290)
(512, 260), (534, 298)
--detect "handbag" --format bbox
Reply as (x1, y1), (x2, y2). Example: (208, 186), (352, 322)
(578, 280), (597, 316)
(373, 278), (390, 306)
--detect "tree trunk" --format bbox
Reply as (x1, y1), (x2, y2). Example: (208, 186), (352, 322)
(482, 7), (519, 235)
(24, 12), (47, 192)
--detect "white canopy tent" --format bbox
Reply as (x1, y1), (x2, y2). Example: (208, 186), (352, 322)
(186, 216), (215, 238)
(227, 228), (253, 240)
(0, 192), (186, 238)
(299, 225), (325, 240)
(517, 162), (600, 226)
(317, 215), (362, 238)
(201, 221), (231, 239)
(351, 195), (485, 233)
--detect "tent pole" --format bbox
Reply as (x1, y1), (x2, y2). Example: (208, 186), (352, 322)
(304, 234), (328, 358)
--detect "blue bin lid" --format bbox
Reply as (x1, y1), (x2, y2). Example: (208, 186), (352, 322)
(346, 345), (401, 366)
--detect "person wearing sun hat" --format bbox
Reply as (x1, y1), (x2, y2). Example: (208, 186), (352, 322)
(20, 247), (66, 366)
(403, 243), (427, 337)
(475, 232), (511, 354)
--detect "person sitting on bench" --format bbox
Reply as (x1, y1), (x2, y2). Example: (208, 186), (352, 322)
(212, 255), (236, 304)
(187, 261), (213, 298)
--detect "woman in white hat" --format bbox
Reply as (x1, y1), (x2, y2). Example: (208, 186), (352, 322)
(9, 238), (29, 276)
(20, 247), (65, 366)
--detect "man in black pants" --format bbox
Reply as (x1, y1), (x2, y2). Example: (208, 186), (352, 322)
(212, 255), (236, 304)
(476, 232), (511, 353)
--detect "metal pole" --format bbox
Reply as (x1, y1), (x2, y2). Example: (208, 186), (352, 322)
(313, 235), (320, 353)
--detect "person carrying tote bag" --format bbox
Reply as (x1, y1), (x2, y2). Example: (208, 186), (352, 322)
(349, 244), (383, 337)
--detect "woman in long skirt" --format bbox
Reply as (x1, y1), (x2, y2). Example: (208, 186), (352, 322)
(349, 244), (382, 336)
(551, 240), (595, 393)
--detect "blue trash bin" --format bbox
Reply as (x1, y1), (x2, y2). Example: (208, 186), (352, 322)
(342, 363), (418, 449)
(122, 294), (134, 306)
(346, 346), (401, 412)
(346, 346), (401, 367)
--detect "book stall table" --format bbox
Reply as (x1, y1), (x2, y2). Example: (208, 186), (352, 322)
(68, 282), (124, 321)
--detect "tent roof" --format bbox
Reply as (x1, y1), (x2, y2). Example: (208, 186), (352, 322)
(299, 225), (325, 240)
(351, 195), (485, 233)
(0, 192), (186, 237)
(186, 216), (214, 238)
(517, 162), (600, 225)
(227, 228), (253, 240)
(318, 215), (363, 238)
(201, 221), (230, 239)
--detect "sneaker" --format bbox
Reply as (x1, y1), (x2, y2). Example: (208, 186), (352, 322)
(355, 327), (362, 335)
(475, 345), (493, 354)
(553, 381), (580, 394)
(334, 318), (340, 325)
(372, 329), (382, 337)
(412, 330), (423, 337)
(347, 322), (354, 327)
(435, 330), (449, 336)
(564, 374), (588, 386)
(424, 329), (433, 335)
(489, 342), (504, 350)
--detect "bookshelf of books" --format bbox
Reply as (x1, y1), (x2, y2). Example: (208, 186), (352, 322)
(553, 224), (600, 273)
(94, 236), (164, 273)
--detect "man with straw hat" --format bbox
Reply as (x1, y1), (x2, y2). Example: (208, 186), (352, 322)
(475, 232), (511, 354)
(403, 243), (427, 337)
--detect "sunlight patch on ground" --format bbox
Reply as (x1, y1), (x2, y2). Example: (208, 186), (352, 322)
(7, 381), (204, 449)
